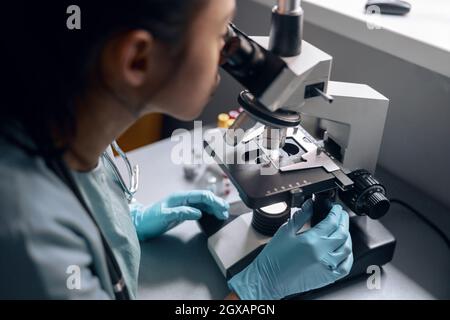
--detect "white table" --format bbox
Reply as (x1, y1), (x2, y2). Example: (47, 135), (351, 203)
(115, 136), (450, 300)
(252, 0), (450, 77)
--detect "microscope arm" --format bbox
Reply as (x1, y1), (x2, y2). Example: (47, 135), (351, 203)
(299, 81), (389, 174)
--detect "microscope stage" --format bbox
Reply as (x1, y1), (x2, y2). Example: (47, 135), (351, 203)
(204, 126), (352, 209)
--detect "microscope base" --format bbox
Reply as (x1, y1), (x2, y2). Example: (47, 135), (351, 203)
(198, 201), (396, 288)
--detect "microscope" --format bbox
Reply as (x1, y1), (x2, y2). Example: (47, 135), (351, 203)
(199, 0), (396, 295)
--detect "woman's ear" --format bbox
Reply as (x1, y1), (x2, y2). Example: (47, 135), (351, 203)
(119, 30), (154, 87)
(101, 30), (154, 89)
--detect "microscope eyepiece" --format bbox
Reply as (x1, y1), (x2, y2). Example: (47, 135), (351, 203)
(220, 24), (286, 99)
(220, 24), (265, 77)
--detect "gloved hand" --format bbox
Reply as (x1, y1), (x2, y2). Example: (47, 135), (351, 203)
(228, 199), (353, 300)
(130, 190), (229, 241)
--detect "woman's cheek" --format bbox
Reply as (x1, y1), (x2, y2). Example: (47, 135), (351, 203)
(184, 51), (220, 116)
(152, 41), (222, 121)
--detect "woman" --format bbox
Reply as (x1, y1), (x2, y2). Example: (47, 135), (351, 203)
(0, 0), (353, 299)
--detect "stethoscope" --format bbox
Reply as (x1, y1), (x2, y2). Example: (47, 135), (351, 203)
(102, 141), (139, 203)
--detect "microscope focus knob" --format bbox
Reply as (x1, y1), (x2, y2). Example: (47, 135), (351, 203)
(339, 169), (390, 220)
(366, 192), (390, 219)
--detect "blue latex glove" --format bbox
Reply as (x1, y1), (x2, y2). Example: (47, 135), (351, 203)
(228, 199), (353, 300)
(130, 190), (229, 241)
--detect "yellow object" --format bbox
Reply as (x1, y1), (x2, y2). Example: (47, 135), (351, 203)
(217, 113), (230, 128)
(226, 119), (235, 129)
(117, 113), (163, 152)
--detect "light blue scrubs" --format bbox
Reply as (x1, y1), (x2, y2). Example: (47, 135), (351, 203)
(0, 129), (141, 299)
(72, 148), (141, 298)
